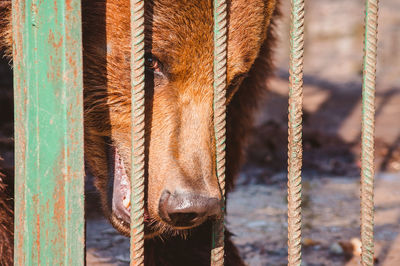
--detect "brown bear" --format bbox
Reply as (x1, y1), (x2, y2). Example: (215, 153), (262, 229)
(0, 0), (280, 265)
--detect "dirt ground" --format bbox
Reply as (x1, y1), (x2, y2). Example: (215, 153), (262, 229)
(85, 173), (400, 266)
(1, 0), (400, 265)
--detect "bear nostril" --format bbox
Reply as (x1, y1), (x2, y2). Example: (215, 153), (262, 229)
(158, 190), (222, 228)
(169, 212), (200, 227)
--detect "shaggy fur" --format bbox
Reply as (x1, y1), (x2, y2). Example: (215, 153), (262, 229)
(0, 0), (279, 264)
(0, 173), (13, 266)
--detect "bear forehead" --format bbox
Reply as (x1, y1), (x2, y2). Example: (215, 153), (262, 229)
(148, 0), (272, 81)
(105, 0), (274, 86)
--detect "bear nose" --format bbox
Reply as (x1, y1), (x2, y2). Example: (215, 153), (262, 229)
(158, 190), (222, 227)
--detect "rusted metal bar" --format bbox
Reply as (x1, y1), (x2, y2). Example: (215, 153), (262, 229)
(211, 0), (227, 265)
(360, 0), (379, 265)
(130, 0), (146, 265)
(12, 0), (85, 264)
(287, 0), (304, 265)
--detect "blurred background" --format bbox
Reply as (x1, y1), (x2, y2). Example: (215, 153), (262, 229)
(1, 0), (399, 265)
(230, 1), (400, 265)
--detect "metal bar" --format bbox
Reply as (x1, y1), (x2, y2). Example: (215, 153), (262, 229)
(211, 0), (227, 265)
(287, 0), (304, 265)
(130, 0), (146, 264)
(12, 0), (85, 264)
(360, 0), (378, 265)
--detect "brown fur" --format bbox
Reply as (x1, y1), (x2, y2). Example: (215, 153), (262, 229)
(0, 173), (13, 266)
(0, 0), (279, 264)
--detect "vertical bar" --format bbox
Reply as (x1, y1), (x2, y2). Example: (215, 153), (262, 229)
(287, 0), (304, 265)
(361, 0), (378, 265)
(13, 0), (85, 264)
(130, 0), (145, 265)
(211, 0), (227, 265)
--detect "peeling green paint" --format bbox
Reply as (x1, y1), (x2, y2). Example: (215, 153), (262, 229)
(13, 0), (85, 264)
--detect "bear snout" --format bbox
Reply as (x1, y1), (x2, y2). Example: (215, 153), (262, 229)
(158, 190), (222, 228)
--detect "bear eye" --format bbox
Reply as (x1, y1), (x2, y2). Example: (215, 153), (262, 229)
(145, 55), (163, 76)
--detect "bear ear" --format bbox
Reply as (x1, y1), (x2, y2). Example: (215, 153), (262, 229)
(0, 1), (12, 60)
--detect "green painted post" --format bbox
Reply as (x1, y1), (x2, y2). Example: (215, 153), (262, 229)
(12, 0), (85, 264)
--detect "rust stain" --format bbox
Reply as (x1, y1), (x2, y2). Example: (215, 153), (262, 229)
(32, 194), (41, 264)
(53, 0), (58, 15)
(48, 30), (63, 49)
(52, 148), (67, 258)
(66, 0), (73, 12)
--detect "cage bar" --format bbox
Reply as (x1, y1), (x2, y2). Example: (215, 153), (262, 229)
(12, 0), (85, 264)
(360, 0), (379, 265)
(211, 0), (228, 265)
(129, 0), (146, 265)
(287, 0), (305, 265)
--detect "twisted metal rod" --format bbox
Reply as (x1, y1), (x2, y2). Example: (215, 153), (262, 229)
(211, 0), (227, 265)
(130, 0), (145, 265)
(361, 0), (379, 265)
(288, 0), (304, 265)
